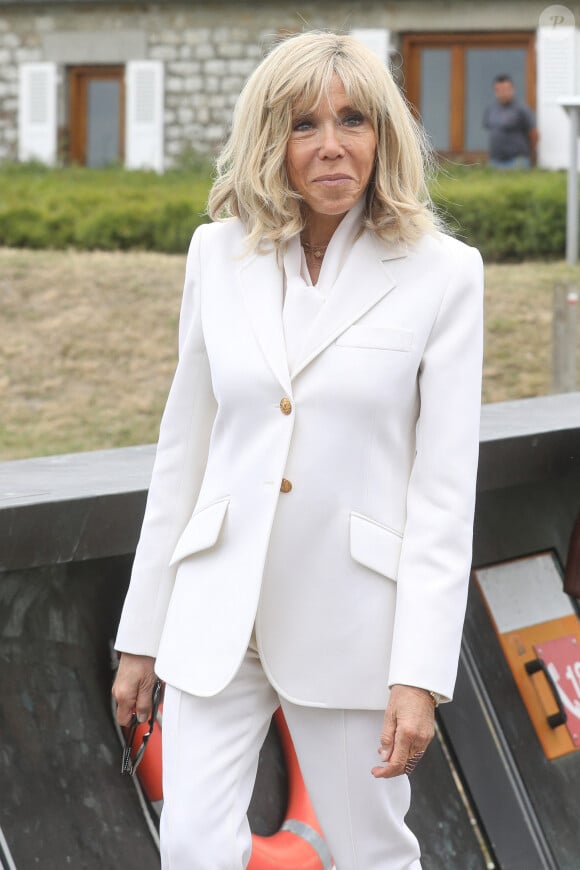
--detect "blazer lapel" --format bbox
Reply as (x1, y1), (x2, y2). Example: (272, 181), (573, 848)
(238, 247), (292, 395)
(291, 232), (408, 380)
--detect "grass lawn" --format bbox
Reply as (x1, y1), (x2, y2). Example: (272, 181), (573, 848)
(1, 247), (579, 460)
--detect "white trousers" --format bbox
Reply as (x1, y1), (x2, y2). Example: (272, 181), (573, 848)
(160, 642), (422, 870)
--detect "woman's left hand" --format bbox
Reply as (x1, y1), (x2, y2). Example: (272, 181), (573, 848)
(371, 684), (435, 779)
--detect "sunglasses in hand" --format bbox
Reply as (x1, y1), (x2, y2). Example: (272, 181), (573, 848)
(121, 678), (163, 776)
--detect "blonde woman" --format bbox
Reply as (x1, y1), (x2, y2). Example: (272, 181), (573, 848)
(113, 31), (483, 869)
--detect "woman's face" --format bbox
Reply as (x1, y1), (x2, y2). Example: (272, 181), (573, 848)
(285, 75), (377, 224)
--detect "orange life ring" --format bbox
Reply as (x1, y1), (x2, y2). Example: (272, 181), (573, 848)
(122, 704), (164, 803)
(123, 704), (332, 868)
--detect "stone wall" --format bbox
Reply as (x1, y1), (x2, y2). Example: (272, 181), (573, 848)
(0, 12), (42, 161)
(151, 25), (266, 162)
(0, 0), (548, 166)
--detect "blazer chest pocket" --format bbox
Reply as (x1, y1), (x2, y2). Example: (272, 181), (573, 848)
(169, 497), (230, 566)
(337, 325), (414, 352)
(350, 512), (403, 581)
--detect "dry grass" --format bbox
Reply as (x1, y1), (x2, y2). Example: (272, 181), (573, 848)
(483, 260), (580, 402)
(1, 248), (185, 459)
(1, 247), (580, 460)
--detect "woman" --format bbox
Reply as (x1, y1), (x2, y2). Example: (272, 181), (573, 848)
(113, 31), (483, 869)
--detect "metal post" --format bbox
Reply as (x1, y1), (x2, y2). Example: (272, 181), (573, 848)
(559, 99), (580, 266)
(566, 107), (579, 266)
(552, 282), (578, 393)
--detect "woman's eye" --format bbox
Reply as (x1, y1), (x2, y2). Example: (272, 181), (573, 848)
(292, 118), (313, 132)
(342, 113), (365, 127)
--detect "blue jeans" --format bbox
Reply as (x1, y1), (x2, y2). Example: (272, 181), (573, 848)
(488, 155), (531, 170)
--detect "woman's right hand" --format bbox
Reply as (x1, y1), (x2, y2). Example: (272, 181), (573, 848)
(112, 652), (157, 726)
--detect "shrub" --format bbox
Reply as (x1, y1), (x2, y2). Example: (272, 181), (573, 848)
(153, 201), (208, 253)
(432, 167), (567, 261)
(0, 164), (211, 252)
(0, 162), (570, 260)
(0, 206), (50, 248)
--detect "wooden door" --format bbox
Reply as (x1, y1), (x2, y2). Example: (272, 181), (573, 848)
(68, 66), (125, 166)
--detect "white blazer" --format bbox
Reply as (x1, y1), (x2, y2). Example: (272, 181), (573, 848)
(115, 218), (484, 710)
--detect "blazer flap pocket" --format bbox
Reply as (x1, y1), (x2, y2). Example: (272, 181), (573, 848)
(350, 512), (403, 581)
(337, 325), (414, 352)
(169, 497), (230, 566)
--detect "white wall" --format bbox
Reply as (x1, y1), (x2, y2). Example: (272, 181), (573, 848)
(537, 27), (580, 169)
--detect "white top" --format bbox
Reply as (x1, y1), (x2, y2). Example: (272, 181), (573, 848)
(282, 198), (365, 371)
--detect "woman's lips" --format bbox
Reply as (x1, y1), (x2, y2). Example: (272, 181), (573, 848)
(314, 175), (353, 185)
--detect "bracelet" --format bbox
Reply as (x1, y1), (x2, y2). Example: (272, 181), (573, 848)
(391, 684), (442, 706)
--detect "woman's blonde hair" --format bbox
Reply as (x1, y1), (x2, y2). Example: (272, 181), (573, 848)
(208, 31), (438, 251)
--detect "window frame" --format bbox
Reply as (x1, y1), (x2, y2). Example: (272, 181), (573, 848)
(402, 32), (536, 160)
(68, 65), (125, 166)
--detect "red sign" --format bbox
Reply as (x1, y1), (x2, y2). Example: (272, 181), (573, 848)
(535, 635), (580, 747)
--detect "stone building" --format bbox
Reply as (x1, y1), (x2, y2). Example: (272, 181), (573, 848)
(0, 0), (578, 170)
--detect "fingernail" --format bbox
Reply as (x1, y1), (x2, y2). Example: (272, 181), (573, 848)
(137, 713), (147, 724)
(379, 749), (389, 762)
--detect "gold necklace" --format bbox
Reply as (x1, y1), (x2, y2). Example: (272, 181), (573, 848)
(301, 240), (329, 260)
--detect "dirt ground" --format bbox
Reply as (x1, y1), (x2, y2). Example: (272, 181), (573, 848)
(1, 248), (184, 459)
(1, 247), (579, 460)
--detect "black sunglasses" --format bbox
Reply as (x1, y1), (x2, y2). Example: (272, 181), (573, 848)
(121, 678), (162, 776)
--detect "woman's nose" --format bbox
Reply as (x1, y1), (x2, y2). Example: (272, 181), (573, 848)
(318, 122), (344, 158)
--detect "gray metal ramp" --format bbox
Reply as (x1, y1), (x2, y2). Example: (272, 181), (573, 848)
(0, 557), (159, 869)
(2, 394), (580, 868)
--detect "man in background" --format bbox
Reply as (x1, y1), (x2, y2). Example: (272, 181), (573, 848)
(483, 74), (538, 169)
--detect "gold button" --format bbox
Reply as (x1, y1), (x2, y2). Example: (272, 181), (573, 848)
(280, 478), (292, 493)
(280, 397), (292, 415)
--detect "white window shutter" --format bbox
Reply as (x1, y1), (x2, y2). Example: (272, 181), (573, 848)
(350, 29), (391, 65)
(18, 62), (57, 165)
(536, 26), (577, 169)
(125, 61), (164, 172)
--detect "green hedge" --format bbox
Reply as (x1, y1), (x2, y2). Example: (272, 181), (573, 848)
(0, 162), (570, 260)
(0, 163), (211, 253)
(432, 166), (567, 262)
